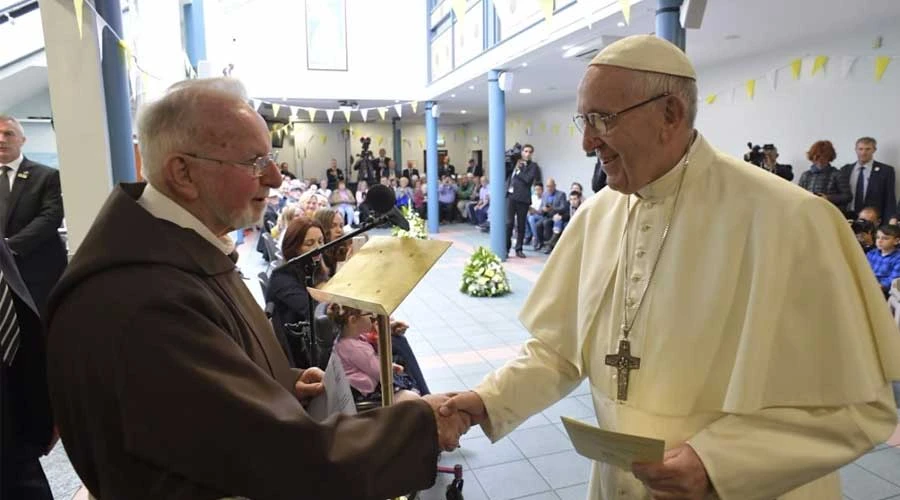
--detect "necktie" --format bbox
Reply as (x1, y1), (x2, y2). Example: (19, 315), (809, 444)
(0, 166), (9, 233)
(855, 166), (866, 214)
(0, 269), (20, 366)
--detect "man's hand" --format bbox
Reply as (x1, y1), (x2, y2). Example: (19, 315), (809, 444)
(631, 444), (712, 500)
(390, 320), (409, 335)
(438, 391), (488, 427)
(423, 394), (472, 451)
(553, 214), (562, 222)
(295, 367), (325, 403)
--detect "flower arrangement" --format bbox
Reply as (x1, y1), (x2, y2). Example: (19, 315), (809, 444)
(390, 204), (428, 240)
(460, 246), (511, 297)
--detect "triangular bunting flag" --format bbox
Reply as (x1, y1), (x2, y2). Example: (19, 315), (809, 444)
(451, 0), (467, 23)
(74, 0), (85, 39)
(305, 108), (317, 121)
(377, 136), (385, 146)
(410, 101), (418, 114)
(341, 109), (351, 122)
(418, 139), (424, 149)
(790, 58), (802, 80)
(394, 104), (403, 117)
(568, 124), (576, 137)
(96, 15), (105, 61)
(841, 56), (858, 78)
(745, 79), (756, 100)
(539, 121), (547, 133)
(729, 87), (736, 104)
(251, 99), (260, 111)
(322, 135), (328, 145)
(538, 0), (554, 22)
(812, 55), (829, 76)
(290, 106), (299, 118)
(271, 103), (281, 117)
(766, 68), (778, 91)
(361, 109), (369, 122)
(875, 56), (892, 81)
(705, 94), (717, 105)
(377, 107), (387, 120)
(618, 0), (631, 25)
(325, 109), (335, 123)
(551, 124), (560, 135)
(118, 40), (132, 69)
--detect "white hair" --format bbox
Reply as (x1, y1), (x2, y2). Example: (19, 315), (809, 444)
(0, 114), (26, 136)
(136, 77), (252, 185)
(634, 72), (698, 128)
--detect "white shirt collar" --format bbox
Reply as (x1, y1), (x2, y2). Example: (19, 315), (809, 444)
(858, 160), (874, 170)
(1, 154), (24, 173)
(136, 183), (235, 255)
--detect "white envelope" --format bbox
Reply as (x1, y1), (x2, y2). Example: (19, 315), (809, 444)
(560, 416), (665, 470)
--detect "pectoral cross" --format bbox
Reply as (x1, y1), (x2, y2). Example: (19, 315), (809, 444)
(605, 338), (641, 401)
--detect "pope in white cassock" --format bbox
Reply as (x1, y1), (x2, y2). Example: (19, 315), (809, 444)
(440, 35), (900, 500)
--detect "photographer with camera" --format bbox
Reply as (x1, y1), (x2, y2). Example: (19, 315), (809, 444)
(505, 144), (542, 258)
(745, 143), (793, 181)
(353, 137), (378, 185)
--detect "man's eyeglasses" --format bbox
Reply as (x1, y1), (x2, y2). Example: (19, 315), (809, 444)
(182, 152), (277, 178)
(573, 92), (670, 135)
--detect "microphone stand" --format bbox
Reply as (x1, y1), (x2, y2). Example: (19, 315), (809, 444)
(277, 212), (393, 369)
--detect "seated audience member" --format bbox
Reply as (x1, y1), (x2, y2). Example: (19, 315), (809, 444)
(456, 175), (475, 220)
(867, 224), (900, 296)
(463, 175), (482, 222)
(534, 179), (566, 251)
(395, 176), (414, 207)
(759, 145), (794, 181)
(438, 176), (458, 223)
(858, 206), (882, 227)
(273, 203), (301, 245)
(286, 181), (304, 203)
(380, 176), (390, 187)
(413, 181), (427, 219)
(466, 158), (483, 177)
(798, 140), (851, 209)
(402, 160), (420, 180)
(257, 189), (281, 261)
(854, 219), (876, 254)
(570, 182), (584, 195)
(313, 208), (350, 277)
(389, 176), (398, 190)
(279, 161), (297, 180)
(325, 158), (344, 191)
(526, 183), (545, 246)
(297, 191), (320, 218)
(330, 305), (420, 404)
(470, 177), (490, 227)
(267, 218), (331, 366)
(356, 180), (370, 225)
(328, 180), (357, 226)
(544, 190), (583, 254)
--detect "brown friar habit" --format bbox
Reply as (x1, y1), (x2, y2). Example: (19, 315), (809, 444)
(46, 183), (439, 500)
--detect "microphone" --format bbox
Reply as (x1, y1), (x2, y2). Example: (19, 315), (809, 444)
(366, 184), (411, 231)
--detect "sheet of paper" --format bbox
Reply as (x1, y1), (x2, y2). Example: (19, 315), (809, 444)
(560, 416), (665, 470)
(306, 354), (358, 421)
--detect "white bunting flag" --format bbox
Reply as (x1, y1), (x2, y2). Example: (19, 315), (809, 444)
(394, 104), (403, 117)
(377, 107), (388, 120)
(325, 109), (335, 123)
(361, 109), (369, 122)
(841, 56), (858, 78)
(290, 106), (299, 118)
(766, 68), (778, 91)
(305, 108), (317, 121)
(410, 101), (418, 114)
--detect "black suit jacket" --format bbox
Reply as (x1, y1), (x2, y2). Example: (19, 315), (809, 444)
(0, 238), (53, 463)
(506, 161), (540, 204)
(3, 158), (67, 313)
(840, 161), (896, 220)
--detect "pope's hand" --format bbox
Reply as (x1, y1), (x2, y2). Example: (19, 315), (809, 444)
(423, 394), (472, 451)
(438, 391), (488, 426)
(631, 444), (712, 500)
(295, 367), (325, 403)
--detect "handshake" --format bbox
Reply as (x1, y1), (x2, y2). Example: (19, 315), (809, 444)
(422, 391), (487, 451)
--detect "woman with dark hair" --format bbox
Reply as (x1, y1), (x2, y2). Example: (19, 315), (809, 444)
(798, 140), (851, 209)
(313, 208), (350, 276)
(266, 217), (329, 367)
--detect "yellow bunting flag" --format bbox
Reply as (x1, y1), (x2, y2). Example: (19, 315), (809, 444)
(539, 121), (547, 133)
(377, 107), (388, 120)
(790, 58), (802, 80)
(538, 0), (554, 22)
(551, 124), (560, 135)
(568, 124), (576, 137)
(705, 94), (717, 104)
(875, 56), (892, 81)
(305, 108), (317, 121)
(418, 139), (424, 149)
(452, 0), (467, 23)
(377, 136), (385, 146)
(118, 40), (132, 69)
(410, 101), (418, 114)
(745, 79), (756, 100)
(618, 0), (631, 25)
(271, 103), (281, 117)
(321, 135), (328, 145)
(525, 120), (533, 129)
(74, 0), (85, 39)
(341, 109), (351, 122)
(812, 56), (829, 76)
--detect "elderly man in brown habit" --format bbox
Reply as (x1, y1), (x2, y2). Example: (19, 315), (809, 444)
(46, 78), (468, 500)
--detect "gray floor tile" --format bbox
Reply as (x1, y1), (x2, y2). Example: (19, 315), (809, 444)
(465, 334), (508, 349)
(554, 482), (590, 500)
(472, 461), (552, 500)
(541, 397), (595, 423)
(461, 372), (491, 389)
(854, 446), (900, 485)
(514, 492), (560, 500)
(461, 424), (487, 441)
(571, 380), (592, 397)
(428, 375), (468, 394)
(450, 361), (496, 377)
(839, 464), (900, 500)
(510, 424), (575, 458)
(460, 435), (525, 469)
(529, 450), (593, 489)
(517, 412), (553, 430)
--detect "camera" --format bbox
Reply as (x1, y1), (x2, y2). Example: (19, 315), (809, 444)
(358, 136), (373, 159)
(504, 143), (523, 178)
(744, 142), (777, 167)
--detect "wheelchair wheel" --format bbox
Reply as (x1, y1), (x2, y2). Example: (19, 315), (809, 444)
(445, 478), (464, 500)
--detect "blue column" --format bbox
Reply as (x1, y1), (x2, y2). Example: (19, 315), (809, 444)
(392, 117), (402, 174)
(95, 0), (136, 184)
(656, 0), (685, 50)
(184, 0), (207, 70)
(487, 70), (507, 259)
(425, 101), (439, 234)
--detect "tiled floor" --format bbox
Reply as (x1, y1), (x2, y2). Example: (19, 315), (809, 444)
(42, 223), (900, 500)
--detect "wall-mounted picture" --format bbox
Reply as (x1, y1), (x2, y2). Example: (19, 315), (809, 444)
(305, 0), (348, 71)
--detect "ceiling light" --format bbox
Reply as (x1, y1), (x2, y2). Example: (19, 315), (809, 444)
(521, 62), (528, 67)
(468, 85), (475, 90)
(460, 110), (467, 114)
(563, 46), (584, 58)
(519, 88), (532, 94)
(617, 21), (625, 27)
(451, 93), (456, 98)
